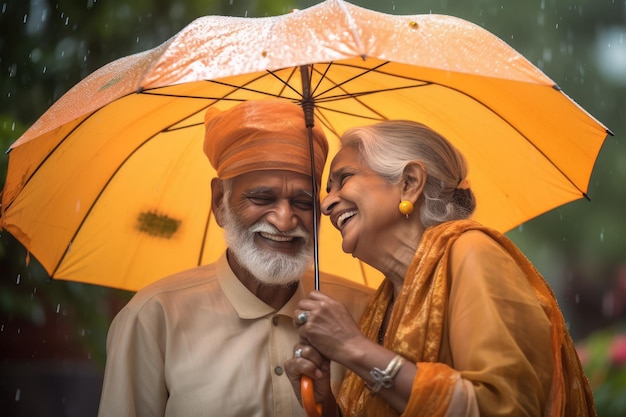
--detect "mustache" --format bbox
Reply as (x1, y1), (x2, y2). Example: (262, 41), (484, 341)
(249, 222), (309, 239)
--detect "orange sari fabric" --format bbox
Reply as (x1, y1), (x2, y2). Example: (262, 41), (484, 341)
(337, 220), (596, 417)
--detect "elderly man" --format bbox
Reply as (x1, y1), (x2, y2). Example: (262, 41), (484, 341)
(97, 100), (372, 417)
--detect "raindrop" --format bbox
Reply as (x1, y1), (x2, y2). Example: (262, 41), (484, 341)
(56, 303), (61, 313)
(542, 47), (552, 63)
(16, 274), (20, 284)
(65, 16), (69, 25)
(30, 48), (43, 63)
(43, 66), (47, 74)
(600, 228), (605, 243)
(537, 13), (546, 26)
(1, 324), (3, 331)
(15, 388), (21, 402)
(8, 63), (17, 77)
(23, 14), (27, 24)
(595, 26), (626, 85)
(11, 122), (15, 131)
(575, 294), (580, 304)
(2, 4), (6, 13)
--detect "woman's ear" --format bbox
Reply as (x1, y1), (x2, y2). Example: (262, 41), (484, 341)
(400, 161), (427, 203)
(211, 178), (225, 227)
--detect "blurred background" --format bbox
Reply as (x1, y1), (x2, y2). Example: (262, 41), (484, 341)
(0, 0), (624, 416)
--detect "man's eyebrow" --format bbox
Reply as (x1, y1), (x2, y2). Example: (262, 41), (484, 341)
(245, 187), (275, 194)
(245, 188), (313, 198)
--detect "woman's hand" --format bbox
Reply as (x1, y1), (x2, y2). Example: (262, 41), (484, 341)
(294, 291), (366, 363)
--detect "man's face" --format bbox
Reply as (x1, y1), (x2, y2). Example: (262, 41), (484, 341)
(218, 170), (317, 286)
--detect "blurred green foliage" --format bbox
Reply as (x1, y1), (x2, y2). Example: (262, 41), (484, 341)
(0, 0), (624, 416)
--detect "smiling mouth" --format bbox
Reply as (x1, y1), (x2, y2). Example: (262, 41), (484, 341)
(259, 232), (299, 242)
(337, 210), (357, 230)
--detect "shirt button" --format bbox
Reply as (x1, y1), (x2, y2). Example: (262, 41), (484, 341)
(274, 366), (284, 376)
(272, 316), (279, 326)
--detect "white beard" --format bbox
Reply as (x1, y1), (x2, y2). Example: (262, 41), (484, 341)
(220, 199), (313, 287)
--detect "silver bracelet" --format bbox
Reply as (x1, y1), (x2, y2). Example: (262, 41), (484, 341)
(367, 354), (405, 395)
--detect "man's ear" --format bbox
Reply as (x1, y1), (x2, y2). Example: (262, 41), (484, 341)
(211, 178), (225, 227)
(400, 161), (427, 203)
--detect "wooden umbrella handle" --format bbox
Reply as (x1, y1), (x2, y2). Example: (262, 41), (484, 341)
(301, 375), (322, 417)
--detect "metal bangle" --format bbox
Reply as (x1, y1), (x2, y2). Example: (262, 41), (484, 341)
(367, 355), (405, 395)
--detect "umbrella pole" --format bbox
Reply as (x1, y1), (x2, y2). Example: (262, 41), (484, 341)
(299, 65), (320, 292)
(299, 64), (323, 417)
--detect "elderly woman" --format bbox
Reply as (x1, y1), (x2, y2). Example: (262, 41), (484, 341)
(285, 120), (596, 417)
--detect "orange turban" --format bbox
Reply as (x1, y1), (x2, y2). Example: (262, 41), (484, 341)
(204, 100), (329, 184)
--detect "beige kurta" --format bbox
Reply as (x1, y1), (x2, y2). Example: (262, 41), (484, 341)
(97, 252), (372, 417)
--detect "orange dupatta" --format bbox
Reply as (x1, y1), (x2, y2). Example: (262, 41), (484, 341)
(337, 220), (596, 417)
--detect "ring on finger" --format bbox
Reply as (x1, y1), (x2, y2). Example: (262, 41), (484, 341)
(294, 348), (303, 358)
(296, 311), (308, 325)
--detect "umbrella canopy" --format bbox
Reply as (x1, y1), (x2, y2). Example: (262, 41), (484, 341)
(0, 0), (609, 292)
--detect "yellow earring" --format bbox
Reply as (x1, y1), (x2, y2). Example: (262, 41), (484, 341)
(398, 200), (414, 218)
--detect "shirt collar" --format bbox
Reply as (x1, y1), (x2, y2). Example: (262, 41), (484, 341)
(216, 252), (309, 320)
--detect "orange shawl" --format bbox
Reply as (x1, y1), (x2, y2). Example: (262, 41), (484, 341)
(337, 220), (596, 417)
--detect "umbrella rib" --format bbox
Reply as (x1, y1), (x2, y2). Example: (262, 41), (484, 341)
(311, 61), (591, 195)
(1, 111), (99, 214)
(17, 62), (589, 260)
(47, 99), (223, 278)
(49, 127), (167, 279)
(146, 80), (587, 198)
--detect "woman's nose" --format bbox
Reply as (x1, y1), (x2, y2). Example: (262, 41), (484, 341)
(321, 193), (338, 216)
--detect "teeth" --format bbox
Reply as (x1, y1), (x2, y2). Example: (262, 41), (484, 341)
(337, 210), (357, 229)
(259, 232), (294, 242)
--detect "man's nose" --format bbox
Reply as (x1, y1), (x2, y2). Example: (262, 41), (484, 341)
(267, 200), (300, 231)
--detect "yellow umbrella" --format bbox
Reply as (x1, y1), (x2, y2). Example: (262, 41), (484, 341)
(0, 0), (610, 293)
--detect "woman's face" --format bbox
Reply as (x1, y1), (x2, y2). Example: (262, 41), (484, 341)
(321, 146), (401, 258)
